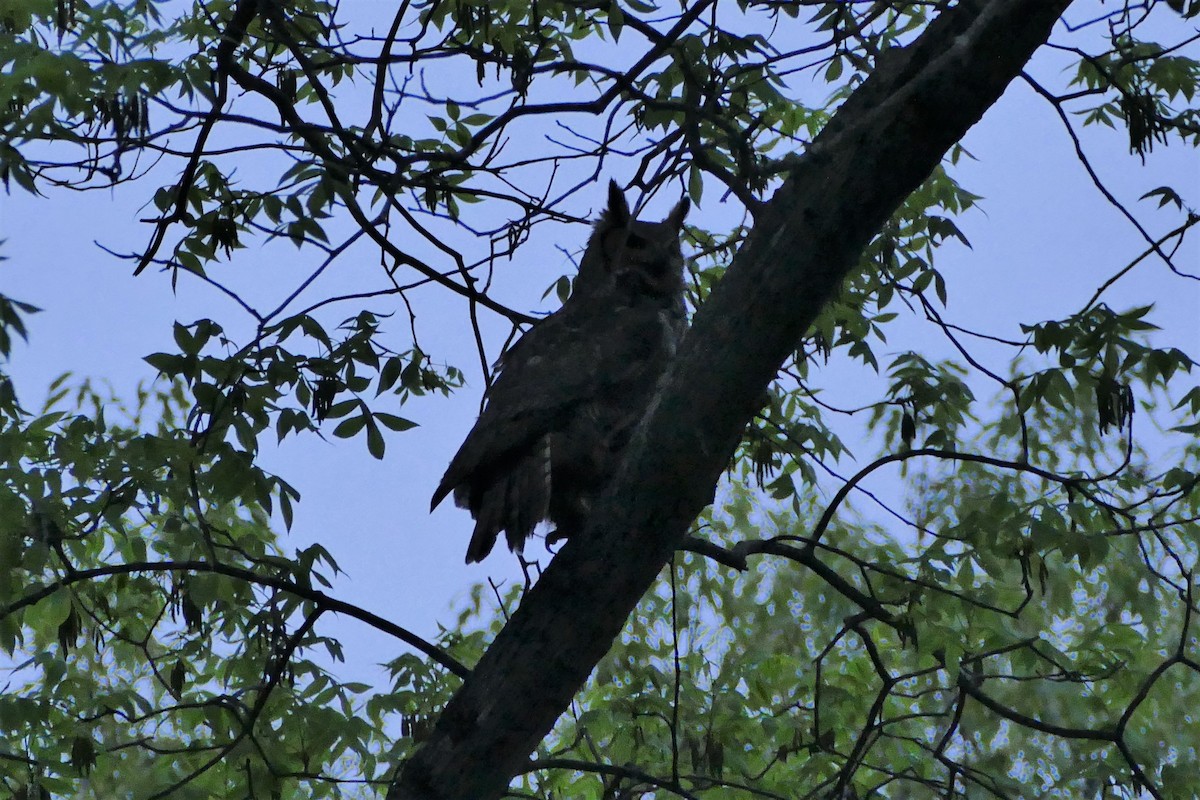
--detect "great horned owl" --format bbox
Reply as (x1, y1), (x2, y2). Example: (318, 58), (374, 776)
(431, 181), (689, 563)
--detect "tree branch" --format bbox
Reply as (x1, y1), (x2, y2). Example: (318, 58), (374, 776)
(0, 559), (467, 678)
(391, 2), (1076, 798)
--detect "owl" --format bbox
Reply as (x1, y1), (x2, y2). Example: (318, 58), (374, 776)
(431, 181), (690, 563)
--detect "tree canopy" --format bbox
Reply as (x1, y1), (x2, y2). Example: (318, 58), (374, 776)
(0, 1), (1198, 799)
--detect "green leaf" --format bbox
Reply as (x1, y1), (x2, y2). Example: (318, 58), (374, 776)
(366, 418), (385, 459)
(375, 412), (417, 432)
(608, 0), (625, 41)
(332, 414), (367, 438)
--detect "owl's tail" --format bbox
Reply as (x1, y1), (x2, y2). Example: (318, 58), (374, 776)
(458, 437), (552, 563)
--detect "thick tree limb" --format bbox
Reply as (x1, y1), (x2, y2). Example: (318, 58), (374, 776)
(391, 1), (1075, 797)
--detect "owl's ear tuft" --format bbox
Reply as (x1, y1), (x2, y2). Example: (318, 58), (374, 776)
(666, 198), (689, 232)
(606, 180), (630, 227)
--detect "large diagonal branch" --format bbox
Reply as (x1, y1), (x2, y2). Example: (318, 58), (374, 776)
(392, 1), (1074, 798)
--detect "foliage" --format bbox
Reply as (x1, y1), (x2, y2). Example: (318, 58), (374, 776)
(521, 370), (1200, 798)
(0, 0), (1197, 798)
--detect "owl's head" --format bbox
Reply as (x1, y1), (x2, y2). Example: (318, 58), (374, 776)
(575, 181), (689, 300)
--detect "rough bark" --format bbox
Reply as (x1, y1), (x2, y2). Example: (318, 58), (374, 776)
(391, 1), (1075, 797)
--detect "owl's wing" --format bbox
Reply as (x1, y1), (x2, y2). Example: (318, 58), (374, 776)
(431, 309), (606, 509)
(431, 301), (672, 561)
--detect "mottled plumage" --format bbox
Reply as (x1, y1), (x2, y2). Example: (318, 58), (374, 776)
(431, 182), (689, 562)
